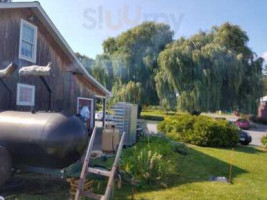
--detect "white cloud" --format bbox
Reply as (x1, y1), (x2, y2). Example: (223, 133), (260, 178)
(262, 51), (267, 61)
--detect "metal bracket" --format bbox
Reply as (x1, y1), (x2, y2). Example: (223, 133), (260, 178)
(0, 79), (12, 109)
(39, 76), (52, 111)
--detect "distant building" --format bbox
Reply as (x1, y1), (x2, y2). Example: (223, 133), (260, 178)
(258, 96), (267, 119)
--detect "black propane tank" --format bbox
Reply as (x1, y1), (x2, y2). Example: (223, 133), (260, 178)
(0, 145), (12, 188)
(0, 111), (88, 169)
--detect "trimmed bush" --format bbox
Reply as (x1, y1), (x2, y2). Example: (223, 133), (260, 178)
(261, 135), (267, 148)
(158, 114), (239, 147)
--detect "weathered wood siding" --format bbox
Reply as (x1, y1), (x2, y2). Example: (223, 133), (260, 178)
(0, 8), (105, 115)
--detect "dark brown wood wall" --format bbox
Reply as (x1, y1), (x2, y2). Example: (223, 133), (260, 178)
(0, 8), (105, 115)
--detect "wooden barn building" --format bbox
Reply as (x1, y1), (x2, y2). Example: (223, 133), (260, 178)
(0, 2), (111, 128)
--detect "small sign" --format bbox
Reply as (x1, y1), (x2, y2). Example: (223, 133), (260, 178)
(209, 176), (229, 183)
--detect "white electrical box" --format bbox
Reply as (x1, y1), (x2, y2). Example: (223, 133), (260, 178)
(112, 102), (137, 146)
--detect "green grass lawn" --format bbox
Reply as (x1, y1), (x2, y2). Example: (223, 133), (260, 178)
(117, 145), (267, 200)
(141, 110), (177, 121)
(5, 145), (267, 200)
(141, 110), (166, 117)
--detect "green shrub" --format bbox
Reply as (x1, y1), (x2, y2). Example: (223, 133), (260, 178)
(158, 114), (239, 147)
(120, 136), (179, 187)
(261, 135), (267, 148)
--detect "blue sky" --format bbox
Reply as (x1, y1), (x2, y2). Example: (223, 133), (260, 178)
(15, 0), (267, 60)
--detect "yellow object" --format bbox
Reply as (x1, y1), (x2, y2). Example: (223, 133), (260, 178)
(228, 148), (235, 183)
(102, 123), (120, 153)
(66, 178), (93, 196)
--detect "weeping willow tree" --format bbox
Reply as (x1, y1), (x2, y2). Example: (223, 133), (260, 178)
(102, 22), (174, 105)
(76, 53), (95, 74)
(155, 70), (177, 112)
(91, 65), (109, 88)
(157, 23), (263, 114)
(90, 55), (112, 89)
(110, 81), (143, 105)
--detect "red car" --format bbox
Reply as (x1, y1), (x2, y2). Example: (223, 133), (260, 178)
(235, 119), (249, 130)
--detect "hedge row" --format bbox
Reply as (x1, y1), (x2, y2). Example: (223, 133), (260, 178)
(158, 114), (239, 147)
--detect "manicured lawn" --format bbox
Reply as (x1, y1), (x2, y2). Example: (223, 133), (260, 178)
(141, 110), (166, 117)
(3, 145), (267, 200)
(117, 145), (267, 200)
(141, 110), (177, 121)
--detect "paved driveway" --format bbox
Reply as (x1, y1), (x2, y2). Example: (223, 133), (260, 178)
(144, 115), (267, 147)
(202, 114), (266, 146)
(96, 115), (267, 147)
(246, 122), (267, 146)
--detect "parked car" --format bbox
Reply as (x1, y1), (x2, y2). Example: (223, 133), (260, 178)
(217, 119), (252, 146)
(239, 130), (252, 145)
(229, 121), (252, 145)
(235, 118), (249, 129)
(95, 111), (114, 121)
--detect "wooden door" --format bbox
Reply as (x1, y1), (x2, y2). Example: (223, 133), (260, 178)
(77, 97), (94, 129)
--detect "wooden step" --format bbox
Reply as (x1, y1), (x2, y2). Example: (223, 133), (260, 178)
(80, 190), (104, 200)
(74, 126), (125, 200)
(88, 167), (111, 177)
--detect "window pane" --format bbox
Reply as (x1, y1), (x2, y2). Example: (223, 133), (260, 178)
(22, 24), (34, 43)
(19, 93), (24, 102)
(19, 21), (37, 62)
(21, 41), (33, 58)
(19, 86), (34, 105)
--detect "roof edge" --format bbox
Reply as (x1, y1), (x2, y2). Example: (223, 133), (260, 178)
(0, 1), (112, 97)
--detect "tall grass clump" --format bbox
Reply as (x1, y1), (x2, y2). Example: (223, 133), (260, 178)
(120, 136), (179, 187)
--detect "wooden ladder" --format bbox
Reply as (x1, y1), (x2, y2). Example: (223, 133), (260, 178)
(74, 127), (125, 200)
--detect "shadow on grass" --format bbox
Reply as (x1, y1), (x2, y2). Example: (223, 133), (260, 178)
(233, 144), (265, 154)
(1, 146), (251, 200)
(115, 146), (249, 200)
(170, 147), (247, 184)
(140, 115), (164, 121)
(0, 174), (70, 199)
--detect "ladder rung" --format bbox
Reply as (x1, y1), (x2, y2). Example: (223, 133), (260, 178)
(88, 167), (111, 177)
(80, 190), (104, 200)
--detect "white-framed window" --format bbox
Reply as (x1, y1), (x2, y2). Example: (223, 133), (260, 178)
(19, 19), (38, 63)
(16, 83), (35, 106)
